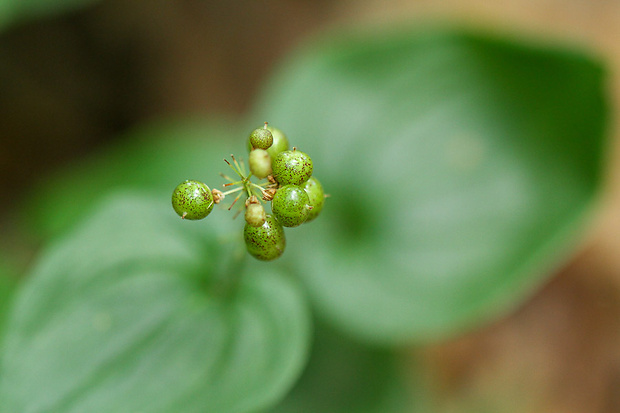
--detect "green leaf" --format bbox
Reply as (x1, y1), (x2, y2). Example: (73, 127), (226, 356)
(0, 194), (311, 413)
(265, 322), (426, 413)
(22, 117), (242, 240)
(0, 259), (17, 346)
(255, 28), (607, 343)
(0, 0), (100, 31)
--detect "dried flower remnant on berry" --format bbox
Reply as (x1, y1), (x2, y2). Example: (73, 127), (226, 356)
(212, 189), (224, 204)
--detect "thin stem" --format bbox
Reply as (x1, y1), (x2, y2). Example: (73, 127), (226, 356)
(251, 187), (264, 201)
(241, 174), (254, 198)
(238, 158), (247, 176)
(231, 155), (243, 176)
(219, 172), (235, 182)
(228, 192), (242, 210)
(221, 153), (270, 210)
(249, 183), (268, 196)
(224, 157), (244, 179)
(223, 179), (243, 187)
(222, 186), (243, 196)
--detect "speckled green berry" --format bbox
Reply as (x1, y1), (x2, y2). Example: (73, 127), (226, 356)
(244, 214), (286, 261)
(171, 180), (214, 220)
(247, 126), (289, 160)
(271, 184), (310, 227)
(245, 203), (266, 227)
(249, 127), (273, 150)
(249, 148), (272, 179)
(303, 177), (325, 222)
(272, 149), (313, 186)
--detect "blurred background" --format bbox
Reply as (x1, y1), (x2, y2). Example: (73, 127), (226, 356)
(1, 1), (620, 412)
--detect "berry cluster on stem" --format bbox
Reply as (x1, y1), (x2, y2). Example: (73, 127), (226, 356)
(171, 122), (326, 261)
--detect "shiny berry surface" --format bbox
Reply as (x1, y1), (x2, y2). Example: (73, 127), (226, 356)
(244, 214), (286, 261)
(271, 184), (310, 227)
(265, 126), (289, 161)
(303, 177), (325, 222)
(249, 149), (272, 179)
(171, 180), (214, 220)
(247, 125), (289, 160)
(272, 150), (313, 186)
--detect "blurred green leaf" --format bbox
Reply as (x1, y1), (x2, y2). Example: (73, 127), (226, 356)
(0, 194), (310, 413)
(0, 258), (17, 345)
(255, 28), (607, 343)
(265, 322), (426, 413)
(0, 0), (100, 30)
(22, 117), (242, 240)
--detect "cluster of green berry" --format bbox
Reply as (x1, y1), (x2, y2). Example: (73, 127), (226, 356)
(171, 123), (325, 261)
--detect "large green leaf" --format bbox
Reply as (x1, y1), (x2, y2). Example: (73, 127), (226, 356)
(0, 0), (100, 31)
(255, 28), (607, 343)
(0, 258), (17, 346)
(22, 117), (241, 240)
(0, 194), (310, 413)
(265, 322), (426, 413)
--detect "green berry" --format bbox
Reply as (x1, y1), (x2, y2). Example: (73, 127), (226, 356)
(271, 184), (310, 227)
(266, 126), (289, 161)
(249, 148), (272, 179)
(272, 149), (313, 186)
(244, 214), (286, 261)
(249, 126), (273, 150)
(171, 180), (214, 220)
(247, 126), (289, 160)
(303, 177), (325, 222)
(245, 203), (266, 227)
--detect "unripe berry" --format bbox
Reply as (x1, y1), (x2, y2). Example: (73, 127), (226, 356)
(244, 215), (286, 261)
(245, 203), (266, 227)
(303, 177), (325, 222)
(272, 149), (313, 186)
(171, 180), (214, 220)
(249, 148), (272, 179)
(249, 126), (273, 150)
(266, 126), (289, 161)
(271, 184), (310, 227)
(247, 125), (289, 160)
